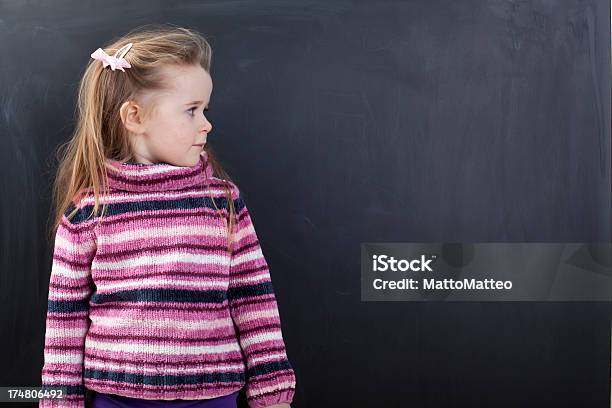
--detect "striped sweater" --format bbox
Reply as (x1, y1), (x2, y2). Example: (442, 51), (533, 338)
(40, 150), (296, 407)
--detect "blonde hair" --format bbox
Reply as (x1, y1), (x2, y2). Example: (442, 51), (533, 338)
(49, 23), (237, 251)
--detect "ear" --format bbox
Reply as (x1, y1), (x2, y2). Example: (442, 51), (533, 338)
(119, 100), (147, 134)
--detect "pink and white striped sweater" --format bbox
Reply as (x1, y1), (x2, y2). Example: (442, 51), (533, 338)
(40, 151), (296, 407)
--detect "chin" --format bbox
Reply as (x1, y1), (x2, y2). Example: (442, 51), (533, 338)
(188, 155), (202, 167)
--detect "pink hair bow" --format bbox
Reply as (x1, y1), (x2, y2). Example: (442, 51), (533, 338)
(90, 42), (133, 72)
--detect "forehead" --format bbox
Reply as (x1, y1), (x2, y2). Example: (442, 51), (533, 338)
(159, 64), (213, 101)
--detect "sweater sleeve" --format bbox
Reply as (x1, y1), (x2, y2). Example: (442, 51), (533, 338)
(227, 194), (296, 408)
(40, 206), (97, 408)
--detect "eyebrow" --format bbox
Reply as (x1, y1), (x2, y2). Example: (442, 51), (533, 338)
(184, 100), (209, 106)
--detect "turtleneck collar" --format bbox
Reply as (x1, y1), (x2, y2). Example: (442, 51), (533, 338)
(103, 150), (214, 192)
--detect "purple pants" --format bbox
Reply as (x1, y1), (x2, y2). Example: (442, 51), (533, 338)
(91, 391), (239, 408)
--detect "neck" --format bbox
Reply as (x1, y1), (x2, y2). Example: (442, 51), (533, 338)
(103, 151), (214, 193)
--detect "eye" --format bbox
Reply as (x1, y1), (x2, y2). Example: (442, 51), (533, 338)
(188, 107), (209, 116)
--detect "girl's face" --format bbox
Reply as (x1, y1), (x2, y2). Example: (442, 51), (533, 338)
(122, 64), (213, 167)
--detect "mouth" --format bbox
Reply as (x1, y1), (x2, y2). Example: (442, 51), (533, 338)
(193, 143), (205, 147)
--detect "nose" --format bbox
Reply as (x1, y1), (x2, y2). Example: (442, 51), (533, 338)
(199, 118), (212, 134)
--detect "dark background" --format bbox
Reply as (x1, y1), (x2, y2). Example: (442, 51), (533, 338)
(0, 0), (611, 407)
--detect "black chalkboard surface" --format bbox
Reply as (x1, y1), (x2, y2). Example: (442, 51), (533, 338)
(0, 0), (610, 407)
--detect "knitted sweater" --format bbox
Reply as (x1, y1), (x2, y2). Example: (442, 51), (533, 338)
(40, 151), (296, 408)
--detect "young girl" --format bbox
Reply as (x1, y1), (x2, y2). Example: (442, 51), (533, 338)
(39, 24), (296, 408)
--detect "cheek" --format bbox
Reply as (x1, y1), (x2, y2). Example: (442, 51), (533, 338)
(167, 128), (194, 150)
(176, 119), (197, 143)
(155, 117), (192, 148)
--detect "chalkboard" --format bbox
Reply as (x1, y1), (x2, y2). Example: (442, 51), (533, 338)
(0, 0), (610, 407)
